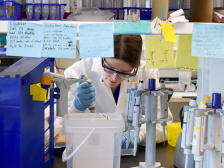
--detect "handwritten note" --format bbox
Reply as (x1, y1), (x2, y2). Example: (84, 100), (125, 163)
(79, 23), (114, 58)
(6, 21), (43, 57)
(160, 22), (177, 42)
(145, 35), (174, 69)
(192, 23), (224, 58)
(176, 35), (198, 71)
(113, 21), (152, 35)
(41, 23), (77, 58)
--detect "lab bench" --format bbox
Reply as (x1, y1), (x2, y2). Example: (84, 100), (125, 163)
(49, 143), (176, 168)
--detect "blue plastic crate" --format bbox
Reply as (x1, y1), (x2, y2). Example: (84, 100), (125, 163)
(0, 0), (22, 20)
(100, 7), (152, 20)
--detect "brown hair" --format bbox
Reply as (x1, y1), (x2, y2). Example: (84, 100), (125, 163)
(114, 35), (142, 68)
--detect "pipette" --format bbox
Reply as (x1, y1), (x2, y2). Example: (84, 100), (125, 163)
(82, 76), (96, 113)
(192, 101), (207, 168)
(132, 81), (144, 156)
(183, 98), (197, 168)
(125, 82), (137, 149)
(128, 82), (137, 121)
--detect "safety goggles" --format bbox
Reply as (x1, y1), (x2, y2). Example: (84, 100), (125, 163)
(101, 58), (138, 78)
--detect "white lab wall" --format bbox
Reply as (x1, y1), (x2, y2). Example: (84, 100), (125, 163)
(197, 57), (224, 104)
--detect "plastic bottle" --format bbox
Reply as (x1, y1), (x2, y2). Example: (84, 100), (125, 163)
(6, 0), (13, 18)
(26, 0), (33, 19)
(49, 0), (57, 20)
(159, 80), (166, 89)
(34, 0), (41, 20)
(205, 95), (212, 107)
(42, 0), (49, 20)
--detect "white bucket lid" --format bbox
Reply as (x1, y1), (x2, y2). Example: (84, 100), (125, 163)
(63, 113), (125, 133)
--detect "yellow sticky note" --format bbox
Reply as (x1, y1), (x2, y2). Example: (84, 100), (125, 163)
(145, 35), (174, 69)
(176, 35), (198, 71)
(160, 22), (177, 42)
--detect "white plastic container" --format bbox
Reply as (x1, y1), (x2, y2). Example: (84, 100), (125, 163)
(63, 113), (125, 168)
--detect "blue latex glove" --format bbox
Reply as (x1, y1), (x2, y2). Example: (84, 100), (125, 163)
(121, 131), (140, 149)
(74, 75), (96, 111)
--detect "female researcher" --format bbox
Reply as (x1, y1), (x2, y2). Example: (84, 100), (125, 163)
(64, 35), (172, 148)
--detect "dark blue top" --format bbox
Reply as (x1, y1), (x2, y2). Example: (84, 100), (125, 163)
(113, 84), (120, 105)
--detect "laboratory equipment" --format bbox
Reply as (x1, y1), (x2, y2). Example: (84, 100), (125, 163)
(34, 0), (41, 19)
(124, 82), (137, 152)
(203, 93), (223, 168)
(56, 0), (65, 19)
(49, 0), (56, 19)
(125, 79), (173, 167)
(191, 101), (207, 168)
(82, 76), (96, 113)
(6, 0), (13, 18)
(177, 93), (224, 168)
(0, 3), (3, 18)
(182, 98), (197, 168)
(42, 0), (49, 20)
(41, 71), (87, 117)
(0, 57), (55, 168)
(26, 0), (33, 19)
(0, 0), (22, 20)
(62, 113), (124, 168)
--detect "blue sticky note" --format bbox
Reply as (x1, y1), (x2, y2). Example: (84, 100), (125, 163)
(6, 21), (43, 57)
(192, 23), (224, 58)
(113, 21), (152, 35)
(42, 23), (77, 58)
(79, 23), (114, 58)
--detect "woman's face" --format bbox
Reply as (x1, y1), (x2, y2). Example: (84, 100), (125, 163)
(101, 58), (134, 89)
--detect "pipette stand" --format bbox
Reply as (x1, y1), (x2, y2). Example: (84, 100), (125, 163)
(204, 109), (223, 168)
(132, 89), (172, 168)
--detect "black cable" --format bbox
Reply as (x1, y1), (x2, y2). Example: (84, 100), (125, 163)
(179, 107), (184, 129)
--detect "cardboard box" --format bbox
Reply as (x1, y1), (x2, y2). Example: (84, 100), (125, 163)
(190, 0), (214, 22)
(151, 0), (169, 20)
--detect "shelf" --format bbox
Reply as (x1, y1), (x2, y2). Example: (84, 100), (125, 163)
(1, 20), (223, 35)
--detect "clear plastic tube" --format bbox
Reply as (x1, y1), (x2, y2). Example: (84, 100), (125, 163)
(0, 5), (3, 18)
(6, 1), (13, 18)
(26, 0), (34, 19)
(42, 0), (49, 20)
(34, 0), (41, 20)
(49, 0), (56, 20)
